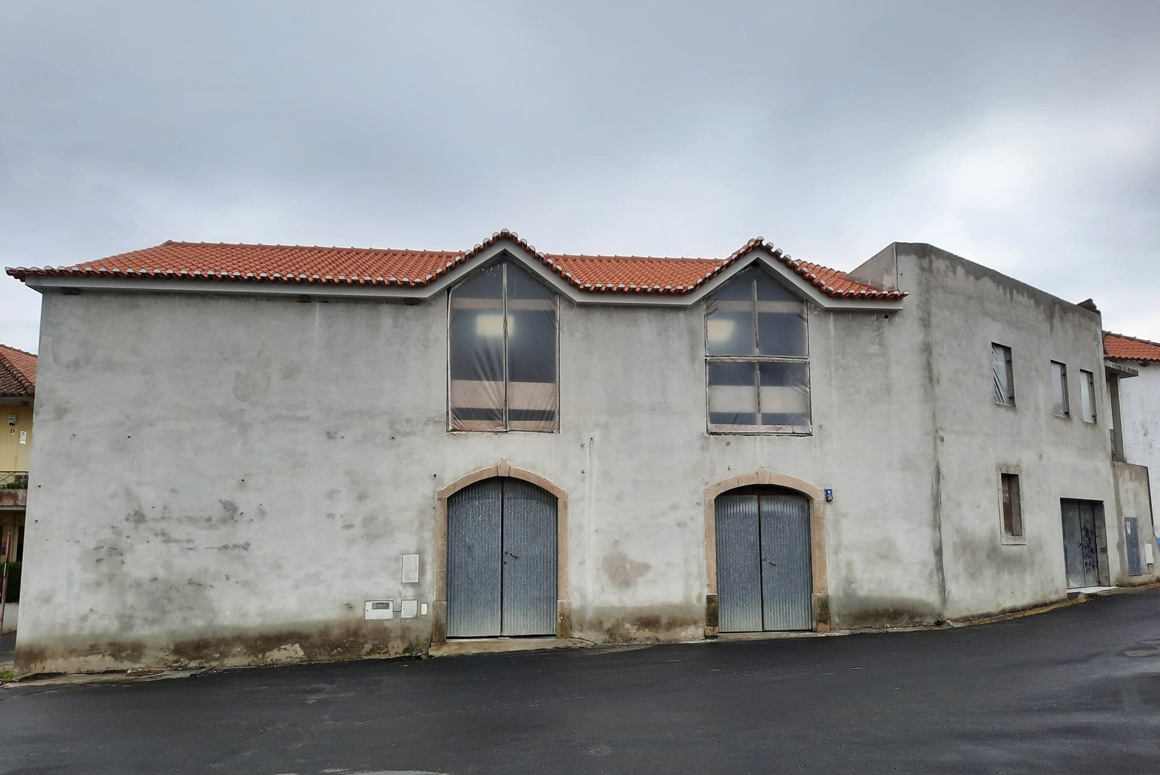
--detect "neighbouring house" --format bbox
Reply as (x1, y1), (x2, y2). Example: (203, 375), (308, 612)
(1, 343), (35, 634)
(5, 231), (1156, 674)
(1104, 332), (1160, 555)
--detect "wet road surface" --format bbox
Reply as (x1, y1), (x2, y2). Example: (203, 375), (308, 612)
(2, 589), (1159, 775)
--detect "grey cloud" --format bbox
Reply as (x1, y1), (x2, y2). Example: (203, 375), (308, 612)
(2, 0), (1158, 353)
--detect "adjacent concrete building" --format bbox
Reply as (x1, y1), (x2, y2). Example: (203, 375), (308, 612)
(5, 231), (1155, 674)
(1105, 332), (1160, 547)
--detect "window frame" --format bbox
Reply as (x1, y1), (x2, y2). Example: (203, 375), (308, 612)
(704, 268), (812, 435)
(446, 259), (561, 434)
(1079, 369), (1097, 424)
(1050, 360), (1070, 419)
(998, 466), (1025, 545)
(992, 342), (1015, 407)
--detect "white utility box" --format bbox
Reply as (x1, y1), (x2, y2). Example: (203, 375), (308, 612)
(364, 600), (394, 620)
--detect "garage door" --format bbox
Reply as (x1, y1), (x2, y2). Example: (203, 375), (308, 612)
(447, 478), (558, 637)
(716, 488), (813, 632)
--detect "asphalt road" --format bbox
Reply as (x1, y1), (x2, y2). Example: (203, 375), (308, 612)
(3, 590), (1159, 775)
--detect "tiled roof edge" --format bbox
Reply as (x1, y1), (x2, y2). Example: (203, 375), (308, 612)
(0, 345), (36, 394)
(4, 229), (907, 300)
(715, 237), (909, 300)
(1104, 331), (1160, 362)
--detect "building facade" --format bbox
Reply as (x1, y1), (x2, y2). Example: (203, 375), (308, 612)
(0, 344), (35, 564)
(0, 343), (35, 635)
(6, 232), (1155, 674)
(1105, 332), (1160, 549)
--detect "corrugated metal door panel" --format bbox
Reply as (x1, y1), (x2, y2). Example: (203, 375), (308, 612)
(447, 479), (503, 637)
(500, 478), (558, 636)
(715, 494), (763, 633)
(1126, 517), (1142, 577)
(1062, 500), (1085, 588)
(759, 493), (813, 631)
(1080, 501), (1101, 587)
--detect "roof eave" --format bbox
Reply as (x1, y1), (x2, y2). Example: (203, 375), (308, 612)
(10, 233), (907, 311)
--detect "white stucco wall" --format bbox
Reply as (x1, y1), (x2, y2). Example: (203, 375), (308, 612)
(14, 243), (1128, 672)
(892, 244), (1126, 617)
(1116, 363), (1160, 535)
(1112, 462), (1157, 581)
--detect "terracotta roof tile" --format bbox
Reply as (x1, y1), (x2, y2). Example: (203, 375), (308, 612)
(5, 230), (904, 300)
(0, 344), (36, 397)
(1105, 331), (1160, 363)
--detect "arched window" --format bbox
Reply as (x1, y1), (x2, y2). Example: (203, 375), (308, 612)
(705, 267), (810, 433)
(449, 261), (559, 432)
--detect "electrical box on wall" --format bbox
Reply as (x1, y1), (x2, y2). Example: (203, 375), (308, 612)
(364, 600), (394, 620)
(402, 553), (419, 584)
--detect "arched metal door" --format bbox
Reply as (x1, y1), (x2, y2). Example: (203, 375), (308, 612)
(716, 488), (812, 632)
(447, 478), (557, 637)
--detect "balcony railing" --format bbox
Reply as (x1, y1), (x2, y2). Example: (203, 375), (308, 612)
(0, 471), (29, 490)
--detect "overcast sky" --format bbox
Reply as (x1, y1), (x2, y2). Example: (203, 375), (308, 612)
(2, 1), (1157, 353)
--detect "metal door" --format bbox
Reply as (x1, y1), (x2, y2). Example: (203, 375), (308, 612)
(716, 489), (812, 632)
(760, 493), (813, 630)
(447, 478), (557, 638)
(447, 479), (503, 637)
(716, 494), (764, 632)
(500, 479), (558, 636)
(1125, 517), (1142, 577)
(1061, 499), (1101, 588)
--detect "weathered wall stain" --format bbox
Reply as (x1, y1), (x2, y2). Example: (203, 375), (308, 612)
(231, 366), (271, 404)
(832, 595), (943, 629)
(586, 606), (702, 644)
(15, 619), (430, 676)
(601, 548), (652, 591)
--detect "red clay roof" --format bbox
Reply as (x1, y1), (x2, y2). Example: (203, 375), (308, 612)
(0, 344), (36, 397)
(4, 230), (904, 300)
(1105, 332), (1160, 363)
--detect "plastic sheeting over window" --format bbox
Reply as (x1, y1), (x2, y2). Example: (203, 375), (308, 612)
(449, 261), (558, 432)
(706, 270), (806, 357)
(706, 268), (810, 433)
(1050, 361), (1069, 417)
(992, 343), (1014, 405)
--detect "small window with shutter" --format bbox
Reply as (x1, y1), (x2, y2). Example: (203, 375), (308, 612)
(1000, 471), (1024, 542)
(1079, 369), (1097, 423)
(1050, 361), (1069, 418)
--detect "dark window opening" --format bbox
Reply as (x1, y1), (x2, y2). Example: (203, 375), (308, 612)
(1001, 472), (1023, 539)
